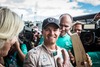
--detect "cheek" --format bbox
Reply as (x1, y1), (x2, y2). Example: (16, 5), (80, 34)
(42, 31), (49, 36)
(65, 29), (69, 32)
(42, 33), (48, 40)
(56, 31), (60, 37)
(66, 27), (70, 30)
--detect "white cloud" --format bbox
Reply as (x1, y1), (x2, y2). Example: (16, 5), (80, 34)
(0, 0), (98, 21)
(36, 1), (87, 17)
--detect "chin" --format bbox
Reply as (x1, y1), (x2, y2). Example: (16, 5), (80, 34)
(49, 41), (55, 44)
(61, 32), (65, 35)
(60, 34), (64, 36)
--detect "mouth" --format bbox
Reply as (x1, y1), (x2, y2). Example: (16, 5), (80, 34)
(48, 36), (56, 40)
(49, 36), (55, 39)
(61, 30), (65, 33)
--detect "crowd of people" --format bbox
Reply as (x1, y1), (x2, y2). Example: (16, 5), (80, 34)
(0, 6), (100, 67)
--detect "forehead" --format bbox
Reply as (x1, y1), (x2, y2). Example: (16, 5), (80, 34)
(74, 24), (82, 29)
(74, 23), (82, 27)
(60, 15), (72, 25)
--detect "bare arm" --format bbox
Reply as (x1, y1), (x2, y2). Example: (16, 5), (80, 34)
(12, 37), (27, 62)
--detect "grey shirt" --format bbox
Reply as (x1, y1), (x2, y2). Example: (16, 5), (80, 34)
(23, 44), (73, 67)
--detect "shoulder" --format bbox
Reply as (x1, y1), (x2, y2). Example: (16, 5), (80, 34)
(25, 45), (43, 59)
(25, 45), (43, 61)
(28, 45), (42, 55)
(24, 45), (43, 67)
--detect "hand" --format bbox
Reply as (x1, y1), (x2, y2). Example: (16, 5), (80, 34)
(74, 54), (92, 67)
(68, 50), (76, 66)
(85, 54), (92, 67)
(8, 37), (20, 55)
(67, 30), (72, 36)
(10, 36), (20, 50)
(0, 63), (5, 67)
(94, 12), (100, 21)
(57, 49), (70, 67)
(68, 50), (92, 67)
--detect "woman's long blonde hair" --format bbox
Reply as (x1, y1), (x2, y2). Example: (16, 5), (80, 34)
(0, 7), (24, 48)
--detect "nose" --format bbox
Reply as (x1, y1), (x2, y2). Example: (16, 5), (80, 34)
(61, 26), (65, 30)
(49, 30), (54, 35)
(76, 30), (79, 33)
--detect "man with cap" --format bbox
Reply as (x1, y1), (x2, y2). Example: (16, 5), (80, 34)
(23, 17), (73, 67)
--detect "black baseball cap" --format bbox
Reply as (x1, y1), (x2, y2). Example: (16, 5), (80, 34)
(42, 17), (60, 29)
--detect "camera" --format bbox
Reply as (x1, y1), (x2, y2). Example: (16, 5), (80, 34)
(80, 19), (100, 52)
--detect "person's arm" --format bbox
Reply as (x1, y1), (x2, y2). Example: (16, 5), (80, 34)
(11, 36), (27, 62)
(14, 40), (27, 62)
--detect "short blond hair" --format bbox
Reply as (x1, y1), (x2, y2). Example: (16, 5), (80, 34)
(0, 7), (24, 48)
(72, 21), (85, 32)
(73, 21), (85, 26)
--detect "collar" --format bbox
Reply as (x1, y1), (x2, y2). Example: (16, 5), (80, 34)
(42, 44), (59, 56)
(60, 33), (68, 37)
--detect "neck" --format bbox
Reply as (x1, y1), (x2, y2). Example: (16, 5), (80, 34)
(44, 42), (56, 50)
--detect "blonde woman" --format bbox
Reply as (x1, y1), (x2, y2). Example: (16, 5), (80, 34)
(0, 7), (24, 66)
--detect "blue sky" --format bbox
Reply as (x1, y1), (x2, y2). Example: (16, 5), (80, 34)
(78, 2), (100, 14)
(0, 0), (100, 21)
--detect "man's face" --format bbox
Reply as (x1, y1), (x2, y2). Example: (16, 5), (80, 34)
(42, 24), (60, 45)
(74, 24), (82, 35)
(60, 16), (72, 36)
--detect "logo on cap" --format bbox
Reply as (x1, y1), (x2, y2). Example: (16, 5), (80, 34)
(48, 18), (55, 23)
